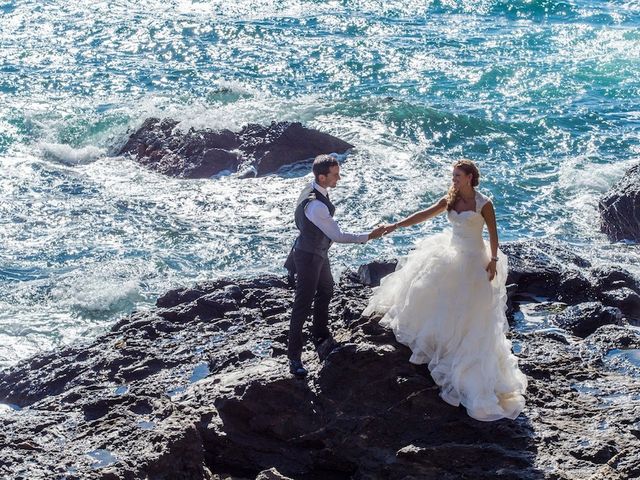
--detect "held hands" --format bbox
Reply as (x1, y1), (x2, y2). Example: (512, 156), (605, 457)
(368, 223), (398, 241)
(368, 225), (387, 240)
(381, 223), (397, 235)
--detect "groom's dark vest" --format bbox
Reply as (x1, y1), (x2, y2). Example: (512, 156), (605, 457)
(294, 188), (335, 258)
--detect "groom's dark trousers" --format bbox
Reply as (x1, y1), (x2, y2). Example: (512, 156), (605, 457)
(288, 248), (333, 362)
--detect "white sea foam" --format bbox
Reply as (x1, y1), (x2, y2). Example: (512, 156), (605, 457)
(39, 142), (106, 166)
(51, 274), (141, 312)
(0, 403), (21, 414)
(214, 79), (259, 96)
(138, 92), (327, 133)
(557, 155), (639, 231)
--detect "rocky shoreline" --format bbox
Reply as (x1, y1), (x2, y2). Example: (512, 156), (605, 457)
(1, 240), (640, 479)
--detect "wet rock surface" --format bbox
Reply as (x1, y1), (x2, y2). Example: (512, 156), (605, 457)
(501, 239), (593, 303)
(551, 302), (623, 338)
(117, 118), (354, 179)
(1, 258), (640, 479)
(502, 239), (640, 322)
(600, 162), (640, 242)
(353, 259), (398, 287)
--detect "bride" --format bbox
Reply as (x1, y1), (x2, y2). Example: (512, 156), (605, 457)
(364, 159), (527, 422)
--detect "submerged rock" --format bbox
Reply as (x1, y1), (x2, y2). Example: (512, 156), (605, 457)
(599, 163), (640, 242)
(1, 268), (640, 479)
(118, 118), (354, 179)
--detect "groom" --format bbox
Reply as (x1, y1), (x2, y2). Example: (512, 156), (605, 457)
(285, 154), (386, 377)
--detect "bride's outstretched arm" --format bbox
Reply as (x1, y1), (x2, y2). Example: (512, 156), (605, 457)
(389, 197), (448, 231)
(481, 202), (499, 281)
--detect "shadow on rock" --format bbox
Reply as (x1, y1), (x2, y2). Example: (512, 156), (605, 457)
(200, 311), (543, 480)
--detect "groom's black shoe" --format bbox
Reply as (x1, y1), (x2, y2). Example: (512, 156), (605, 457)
(316, 336), (339, 361)
(289, 359), (308, 377)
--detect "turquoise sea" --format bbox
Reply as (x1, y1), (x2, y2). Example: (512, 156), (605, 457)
(1, 0), (639, 367)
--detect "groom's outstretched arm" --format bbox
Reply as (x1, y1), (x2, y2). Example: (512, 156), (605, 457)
(305, 201), (370, 243)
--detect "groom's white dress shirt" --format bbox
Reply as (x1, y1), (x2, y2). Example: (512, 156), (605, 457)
(297, 181), (369, 244)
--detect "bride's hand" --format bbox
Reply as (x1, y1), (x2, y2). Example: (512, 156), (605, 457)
(485, 259), (497, 281)
(382, 223), (397, 235)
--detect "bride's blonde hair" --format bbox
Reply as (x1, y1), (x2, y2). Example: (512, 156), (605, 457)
(446, 159), (480, 211)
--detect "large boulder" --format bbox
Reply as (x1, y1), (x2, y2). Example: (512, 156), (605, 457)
(599, 163), (640, 242)
(235, 122), (354, 176)
(355, 259), (398, 287)
(118, 118), (354, 179)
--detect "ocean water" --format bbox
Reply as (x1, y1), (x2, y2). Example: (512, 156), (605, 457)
(1, 0), (639, 367)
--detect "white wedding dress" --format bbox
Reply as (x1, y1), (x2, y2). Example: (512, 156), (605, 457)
(364, 191), (527, 422)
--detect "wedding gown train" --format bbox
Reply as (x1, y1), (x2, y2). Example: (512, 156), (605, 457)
(364, 191), (527, 422)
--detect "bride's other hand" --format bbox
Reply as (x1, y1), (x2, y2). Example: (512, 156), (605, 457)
(485, 259), (497, 281)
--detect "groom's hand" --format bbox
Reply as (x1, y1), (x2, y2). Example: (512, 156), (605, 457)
(368, 225), (387, 240)
(381, 223), (397, 235)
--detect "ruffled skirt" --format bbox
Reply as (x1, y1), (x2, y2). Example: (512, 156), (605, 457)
(364, 231), (527, 421)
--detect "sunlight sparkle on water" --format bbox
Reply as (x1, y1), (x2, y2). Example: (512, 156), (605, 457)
(0, 0), (639, 367)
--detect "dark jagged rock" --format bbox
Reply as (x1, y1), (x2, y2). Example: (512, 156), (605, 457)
(590, 265), (640, 293)
(552, 302), (623, 337)
(599, 163), (640, 242)
(599, 288), (640, 322)
(502, 239), (640, 320)
(502, 239), (592, 303)
(118, 118), (354, 179)
(235, 122), (354, 176)
(1, 268), (640, 479)
(356, 259), (398, 287)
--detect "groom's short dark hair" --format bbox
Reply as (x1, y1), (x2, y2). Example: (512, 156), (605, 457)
(312, 154), (339, 180)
